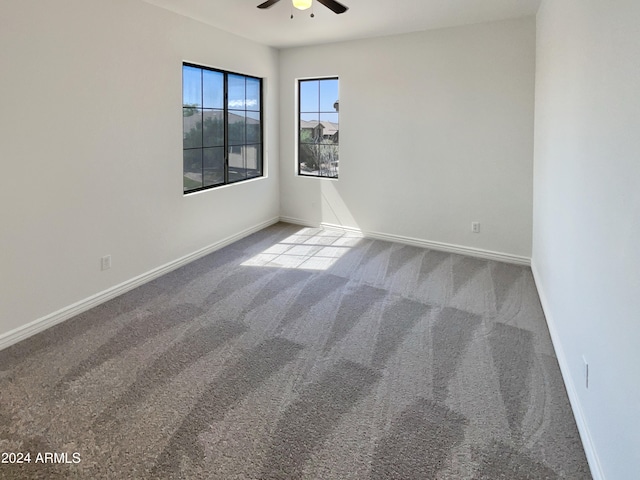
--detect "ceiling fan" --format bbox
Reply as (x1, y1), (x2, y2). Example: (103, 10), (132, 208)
(257, 0), (349, 15)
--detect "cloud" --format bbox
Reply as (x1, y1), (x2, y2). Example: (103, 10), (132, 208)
(228, 99), (259, 109)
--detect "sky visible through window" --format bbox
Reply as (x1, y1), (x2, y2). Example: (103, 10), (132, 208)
(300, 78), (339, 123)
(183, 66), (260, 119)
(183, 68), (338, 122)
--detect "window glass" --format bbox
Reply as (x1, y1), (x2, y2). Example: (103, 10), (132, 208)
(228, 112), (246, 146)
(319, 79), (339, 112)
(183, 66), (202, 107)
(228, 74), (246, 110)
(300, 80), (319, 113)
(246, 78), (261, 112)
(298, 78), (339, 178)
(203, 70), (224, 109)
(183, 64), (263, 193)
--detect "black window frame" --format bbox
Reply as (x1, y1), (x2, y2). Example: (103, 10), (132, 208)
(183, 62), (264, 194)
(298, 77), (339, 179)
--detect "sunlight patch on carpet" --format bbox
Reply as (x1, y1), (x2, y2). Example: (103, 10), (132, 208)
(241, 229), (361, 271)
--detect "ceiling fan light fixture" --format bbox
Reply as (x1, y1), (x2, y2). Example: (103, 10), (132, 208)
(292, 0), (312, 11)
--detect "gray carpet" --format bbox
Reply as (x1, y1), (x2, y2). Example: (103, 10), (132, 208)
(0, 223), (591, 479)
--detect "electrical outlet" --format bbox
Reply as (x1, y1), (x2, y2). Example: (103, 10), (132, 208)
(472, 222), (481, 233)
(101, 255), (112, 271)
(583, 356), (589, 389)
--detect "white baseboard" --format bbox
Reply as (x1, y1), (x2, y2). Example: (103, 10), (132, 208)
(279, 218), (529, 265)
(278, 216), (319, 228)
(318, 222), (530, 266)
(319, 222), (364, 236)
(0, 217), (280, 352)
(530, 261), (605, 480)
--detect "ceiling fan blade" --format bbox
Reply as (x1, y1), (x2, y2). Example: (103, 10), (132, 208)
(316, 0), (349, 14)
(257, 0), (281, 9)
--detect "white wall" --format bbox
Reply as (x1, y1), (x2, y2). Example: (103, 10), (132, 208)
(279, 18), (536, 259)
(0, 0), (279, 339)
(533, 1), (640, 478)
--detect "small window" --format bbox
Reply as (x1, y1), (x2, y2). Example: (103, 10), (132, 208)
(298, 78), (339, 178)
(183, 64), (263, 193)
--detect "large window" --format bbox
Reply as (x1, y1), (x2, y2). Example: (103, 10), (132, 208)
(298, 78), (339, 178)
(183, 64), (263, 193)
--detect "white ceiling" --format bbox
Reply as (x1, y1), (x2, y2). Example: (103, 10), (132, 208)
(143, 0), (541, 49)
